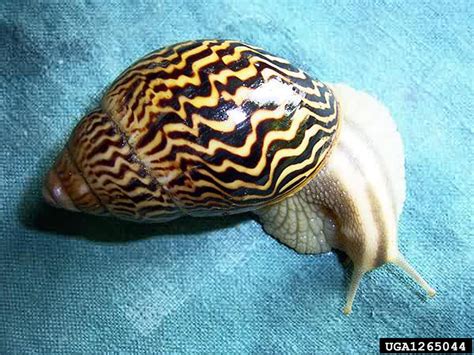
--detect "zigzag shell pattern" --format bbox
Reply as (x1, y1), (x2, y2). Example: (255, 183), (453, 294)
(53, 40), (340, 222)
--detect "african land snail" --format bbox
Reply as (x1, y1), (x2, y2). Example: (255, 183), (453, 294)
(42, 40), (435, 314)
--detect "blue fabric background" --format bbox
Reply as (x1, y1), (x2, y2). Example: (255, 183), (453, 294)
(1, 0), (472, 353)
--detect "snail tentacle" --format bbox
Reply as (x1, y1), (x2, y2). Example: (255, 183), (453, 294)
(392, 253), (436, 297)
(344, 267), (365, 315)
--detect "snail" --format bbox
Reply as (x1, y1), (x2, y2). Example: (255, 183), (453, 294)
(42, 39), (435, 314)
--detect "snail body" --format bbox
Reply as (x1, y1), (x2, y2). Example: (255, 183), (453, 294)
(43, 40), (435, 313)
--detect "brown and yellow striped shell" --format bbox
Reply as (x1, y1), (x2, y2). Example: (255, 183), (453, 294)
(45, 40), (340, 222)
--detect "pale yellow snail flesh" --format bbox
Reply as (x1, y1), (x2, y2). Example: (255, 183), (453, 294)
(256, 84), (436, 314)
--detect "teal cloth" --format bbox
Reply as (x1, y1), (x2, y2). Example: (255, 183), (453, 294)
(1, 1), (472, 353)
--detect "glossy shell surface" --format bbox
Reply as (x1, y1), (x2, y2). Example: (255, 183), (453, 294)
(57, 40), (340, 221)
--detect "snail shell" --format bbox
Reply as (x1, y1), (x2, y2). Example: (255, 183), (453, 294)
(44, 40), (339, 221)
(43, 39), (434, 313)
